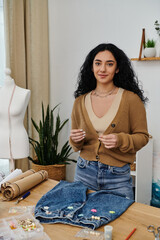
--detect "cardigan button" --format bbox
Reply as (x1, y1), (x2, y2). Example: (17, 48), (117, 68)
(96, 155), (99, 160)
(111, 123), (116, 128)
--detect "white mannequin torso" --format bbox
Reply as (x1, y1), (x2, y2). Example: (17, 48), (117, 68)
(0, 77), (31, 159)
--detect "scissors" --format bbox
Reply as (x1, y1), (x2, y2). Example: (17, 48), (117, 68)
(147, 225), (160, 240)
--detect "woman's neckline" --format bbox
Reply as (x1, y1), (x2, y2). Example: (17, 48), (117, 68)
(89, 87), (122, 119)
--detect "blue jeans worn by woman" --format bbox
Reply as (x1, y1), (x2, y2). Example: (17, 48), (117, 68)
(74, 156), (134, 200)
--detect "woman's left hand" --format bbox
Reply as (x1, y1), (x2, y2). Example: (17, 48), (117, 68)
(98, 134), (118, 149)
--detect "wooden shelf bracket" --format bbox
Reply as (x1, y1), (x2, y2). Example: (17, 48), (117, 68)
(138, 28), (145, 60)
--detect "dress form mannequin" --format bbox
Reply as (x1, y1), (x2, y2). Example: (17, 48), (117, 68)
(0, 68), (31, 172)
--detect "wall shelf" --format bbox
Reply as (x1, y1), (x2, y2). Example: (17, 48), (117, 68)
(131, 57), (160, 61)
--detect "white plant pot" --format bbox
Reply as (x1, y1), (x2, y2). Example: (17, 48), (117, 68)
(144, 47), (156, 58)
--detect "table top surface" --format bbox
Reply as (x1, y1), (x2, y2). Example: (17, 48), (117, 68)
(0, 179), (160, 240)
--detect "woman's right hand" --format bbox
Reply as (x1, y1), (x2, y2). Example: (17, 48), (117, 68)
(70, 129), (86, 143)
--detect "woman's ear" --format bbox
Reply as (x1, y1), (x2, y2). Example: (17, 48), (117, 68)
(116, 68), (119, 73)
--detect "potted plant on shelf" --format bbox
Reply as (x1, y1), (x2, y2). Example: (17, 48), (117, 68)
(28, 103), (76, 181)
(144, 39), (156, 58)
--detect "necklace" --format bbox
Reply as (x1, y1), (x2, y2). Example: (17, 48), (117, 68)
(93, 87), (116, 98)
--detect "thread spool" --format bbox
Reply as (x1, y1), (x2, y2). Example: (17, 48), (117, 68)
(104, 225), (113, 240)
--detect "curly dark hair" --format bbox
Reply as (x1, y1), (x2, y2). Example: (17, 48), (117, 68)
(74, 43), (148, 103)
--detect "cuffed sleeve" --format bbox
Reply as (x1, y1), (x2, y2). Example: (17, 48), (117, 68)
(69, 137), (84, 152)
(69, 98), (84, 151)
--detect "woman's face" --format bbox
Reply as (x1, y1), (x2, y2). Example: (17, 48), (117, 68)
(92, 50), (119, 85)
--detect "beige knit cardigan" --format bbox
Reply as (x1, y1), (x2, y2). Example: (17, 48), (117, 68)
(70, 89), (149, 167)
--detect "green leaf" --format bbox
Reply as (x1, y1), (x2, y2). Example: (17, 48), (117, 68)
(59, 119), (69, 132)
(31, 119), (39, 133)
(29, 102), (74, 166)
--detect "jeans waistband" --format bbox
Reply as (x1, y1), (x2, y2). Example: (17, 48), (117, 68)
(85, 159), (114, 170)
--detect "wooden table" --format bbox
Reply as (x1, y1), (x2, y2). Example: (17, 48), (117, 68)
(0, 179), (160, 240)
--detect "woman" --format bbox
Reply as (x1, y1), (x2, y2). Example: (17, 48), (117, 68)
(69, 43), (149, 199)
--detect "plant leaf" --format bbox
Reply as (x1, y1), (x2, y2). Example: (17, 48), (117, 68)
(29, 102), (74, 166)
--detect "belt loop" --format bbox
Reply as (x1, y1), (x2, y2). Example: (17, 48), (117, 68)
(98, 161), (100, 169)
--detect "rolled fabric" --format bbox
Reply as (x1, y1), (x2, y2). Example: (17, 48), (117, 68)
(2, 170), (48, 200)
(0, 169), (23, 191)
(1, 169), (35, 193)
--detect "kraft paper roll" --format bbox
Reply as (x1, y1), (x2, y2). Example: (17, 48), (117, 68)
(2, 170), (48, 201)
(0, 169), (22, 191)
(1, 169), (35, 193)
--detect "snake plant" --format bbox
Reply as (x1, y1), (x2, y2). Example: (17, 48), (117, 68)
(28, 103), (76, 165)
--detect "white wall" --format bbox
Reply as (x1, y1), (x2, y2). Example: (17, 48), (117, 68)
(48, 0), (160, 181)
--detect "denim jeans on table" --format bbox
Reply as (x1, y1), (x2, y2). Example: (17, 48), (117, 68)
(34, 180), (134, 229)
(74, 156), (134, 200)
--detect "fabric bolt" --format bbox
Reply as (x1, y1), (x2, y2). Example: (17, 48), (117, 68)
(34, 181), (134, 229)
(74, 156), (134, 199)
(1, 169), (35, 192)
(2, 170), (48, 200)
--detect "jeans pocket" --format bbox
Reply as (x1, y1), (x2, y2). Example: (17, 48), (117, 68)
(77, 156), (87, 169)
(111, 164), (130, 175)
